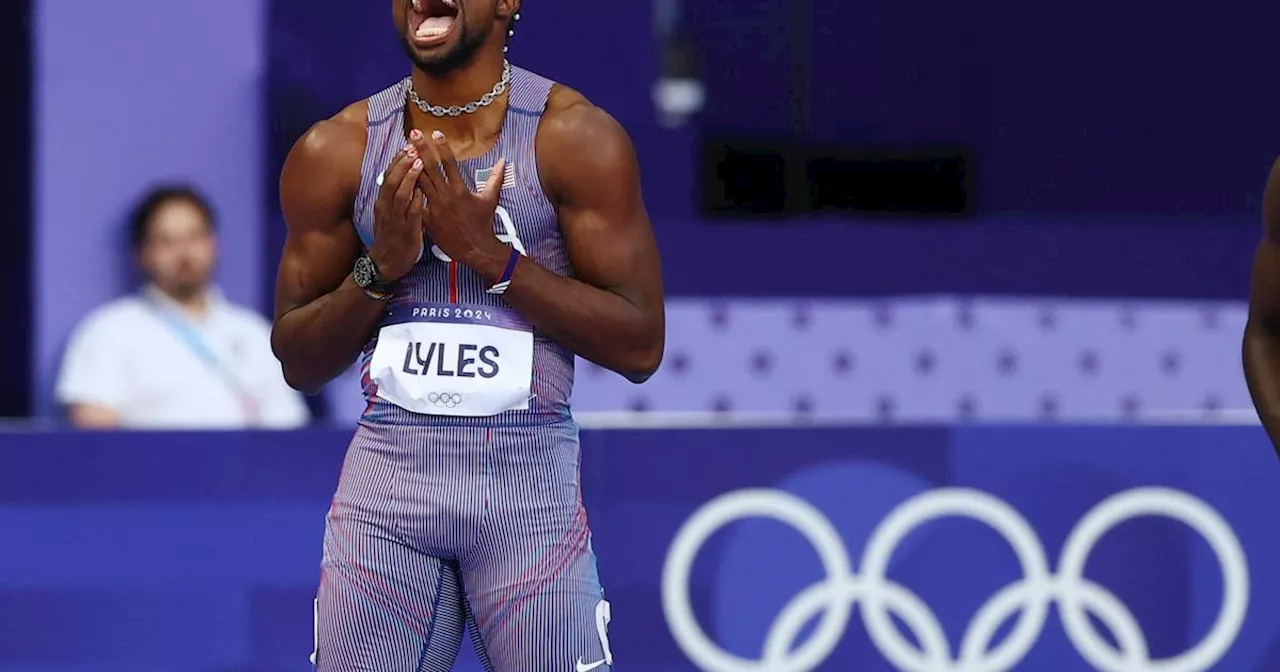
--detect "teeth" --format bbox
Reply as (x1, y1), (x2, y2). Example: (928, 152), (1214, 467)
(442, 0), (456, 6)
(416, 16), (454, 37)
(412, 0), (424, 11)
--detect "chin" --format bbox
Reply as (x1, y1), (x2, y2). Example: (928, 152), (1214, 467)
(404, 40), (480, 77)
(162, 277), (207, 300)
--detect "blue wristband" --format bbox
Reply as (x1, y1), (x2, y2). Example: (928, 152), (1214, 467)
(486, 247), (521, 295)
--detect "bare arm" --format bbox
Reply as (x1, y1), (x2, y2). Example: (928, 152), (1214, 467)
(1244, 157), (1280, 453)
(465, 91), (665, 382)
(67, 405), (119, 429)
(270, 108), (392, 394)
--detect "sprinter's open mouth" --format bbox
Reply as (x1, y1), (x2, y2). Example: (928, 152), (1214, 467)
(409, 0), (459, 46)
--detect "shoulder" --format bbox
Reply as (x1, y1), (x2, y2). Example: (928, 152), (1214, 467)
(538, 85), (635, 160)
(282, 102), (369, 192)
(280, 101), (370, 222)
(68, 297), (148, 345)
(536, 85), (640, 199)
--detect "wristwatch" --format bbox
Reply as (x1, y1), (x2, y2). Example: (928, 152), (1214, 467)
(353, 254), (394, 301)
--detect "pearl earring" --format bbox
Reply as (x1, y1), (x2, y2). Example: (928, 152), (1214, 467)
(501, 10), (517, 51)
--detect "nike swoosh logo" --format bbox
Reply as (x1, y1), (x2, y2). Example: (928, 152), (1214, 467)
(575, 658), (606, 672)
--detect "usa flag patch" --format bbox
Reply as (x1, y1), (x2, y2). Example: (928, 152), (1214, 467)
(475, 161), (517, 193)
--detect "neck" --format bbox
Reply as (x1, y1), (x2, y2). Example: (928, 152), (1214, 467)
(408, 52), (509, 143)
(179, 293), (209, 319)
(157, 286), (210, 319)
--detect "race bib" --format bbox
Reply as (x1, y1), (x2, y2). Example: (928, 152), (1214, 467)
(369, 303), (533, 417)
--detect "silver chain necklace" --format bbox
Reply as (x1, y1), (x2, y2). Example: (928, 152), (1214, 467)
(406, 61), (511, 118)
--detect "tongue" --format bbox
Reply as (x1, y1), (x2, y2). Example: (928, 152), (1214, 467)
(416, 16), (454, 38)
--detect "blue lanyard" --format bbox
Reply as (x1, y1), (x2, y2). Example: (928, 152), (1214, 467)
(153, 308), (223, 369)
(147, 298), (260, 423)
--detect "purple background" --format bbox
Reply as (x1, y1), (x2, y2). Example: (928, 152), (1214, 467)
(690, 1), (1280, 214)
(1, 425), (1277, 670)
(16, 6), (1280, 670)
(262, 0), (1272, 304)
(28, 1), (1280, 414)
(566, 296), (1251, 421)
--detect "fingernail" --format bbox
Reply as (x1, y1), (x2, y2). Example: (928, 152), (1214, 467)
(410, 129), (423, 141)
(408, 147), (418, 158)
(432, 130), (445, 141)
(413, 158), (423, 169)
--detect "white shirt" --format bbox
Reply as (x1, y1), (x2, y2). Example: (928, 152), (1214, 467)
(324, 363), (368, 427)
(55, 287), (309, 429)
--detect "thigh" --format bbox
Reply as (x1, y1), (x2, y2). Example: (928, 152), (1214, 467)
(463, 530), (613, 672)
(463, 423), (614, 672)
(316, 515), (466, 672)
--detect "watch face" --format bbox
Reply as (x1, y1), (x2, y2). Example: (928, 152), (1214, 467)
(354, 256), (373, 287)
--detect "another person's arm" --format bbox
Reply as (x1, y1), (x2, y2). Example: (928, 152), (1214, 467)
(67, 405), (119, 428)
(269, 108), (426, 394)
(56, 311), (126, 429)
(443, 91), (665, 382)
(1243, 157), (1280, 453)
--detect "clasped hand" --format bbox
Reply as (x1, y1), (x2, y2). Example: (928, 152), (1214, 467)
(369, 129), (507, 282)
(416, 129), (508, 266)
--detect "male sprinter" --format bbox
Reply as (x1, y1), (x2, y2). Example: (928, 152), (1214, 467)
(1246, 157), (1280, 455)
(270, 0), (665, 669)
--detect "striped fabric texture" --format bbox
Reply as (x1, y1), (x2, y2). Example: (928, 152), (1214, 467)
(314, 66), (614, 671)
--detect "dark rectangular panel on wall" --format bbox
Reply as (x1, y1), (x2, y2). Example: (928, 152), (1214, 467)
(807, 152), (969, 216)
(701, 141), (794, 217)
(702, 138), (971, 218)
(4, 0), (31, 417)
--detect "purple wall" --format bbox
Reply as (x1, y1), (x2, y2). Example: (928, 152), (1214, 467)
(29, 1), (1273, 414)
(34, 0), (267, 414)
(689, 0), (1280, 214)
(263, 0), (1268, 301)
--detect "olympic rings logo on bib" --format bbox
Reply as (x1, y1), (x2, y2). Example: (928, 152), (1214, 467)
(661, 487), (1249, 672)
(427, 392), (463, 408)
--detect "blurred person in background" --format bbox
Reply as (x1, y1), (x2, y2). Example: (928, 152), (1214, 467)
(55, 185), (309, 430)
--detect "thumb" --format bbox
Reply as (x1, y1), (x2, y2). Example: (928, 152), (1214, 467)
(482, 157), (507, 205)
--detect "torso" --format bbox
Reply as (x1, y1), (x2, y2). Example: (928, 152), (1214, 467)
(64, 294), (280, 428)
(351, 66), (575, 427)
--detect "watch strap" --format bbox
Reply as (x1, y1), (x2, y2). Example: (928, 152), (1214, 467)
(363, 286), (394, 301)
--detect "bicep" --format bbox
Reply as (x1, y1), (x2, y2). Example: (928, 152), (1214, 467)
(273, 222), (361, 319)
(560, 198), (661, 306)
(273, 125), (363, 319)
(552, 114), (662, 308)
